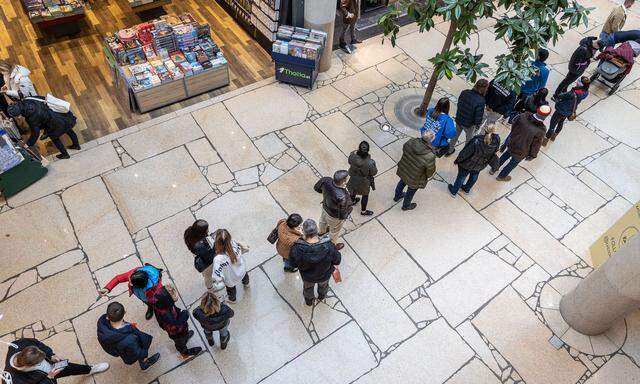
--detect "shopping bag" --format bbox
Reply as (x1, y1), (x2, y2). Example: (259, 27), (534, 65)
(332, 267), (342, 283)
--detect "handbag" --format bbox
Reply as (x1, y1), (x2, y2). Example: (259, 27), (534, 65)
(26, 94), (71, 113)
(267, 226), (279, 244)
(567, 93), (578, 121)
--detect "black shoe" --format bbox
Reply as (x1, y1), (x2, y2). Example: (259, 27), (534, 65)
(56, 153), (70, 160)
(402, 203), (417, 211)
(67, 144), (81, 150)
(445, 148), (456, 157)
(305, 298), (314, 306)
(187, 330), (194, 341)
(447, 184), (456, 197)
(350, 197), (360, 205)
(181, 347), (202, 358)
(360, 210), (374, 216)
(335, 243), (344, 251)
(551, 95), (558, 102)
(145, 306), (154, 320)
(220, 332), (230, 350)
(242, 274), (250, 287)
(340, 43), (352, 54)
(140, 353), (160, 370)
(283, 266), (298, 273)
(393, 193), (405, 203)
(460, 187), (471, 195)
(207, 336), (215, 347)
(317, 294), (326, 301)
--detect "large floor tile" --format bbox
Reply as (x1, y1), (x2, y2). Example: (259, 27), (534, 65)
(355, 318), (473, 383)
(0, 194), (76, 281)
(7, 143), (121, 206)
(224, 83), (308, 137)
(212, 269), (312, 384)
(333, 68), (391, 100)
(521, 153), (604, 217)
(267, 163), (322, 221)
(342, 39), (404, 72)
(118, 114), (203, 161)
(345, 219), (427, 300)
(507, 183), (578, 238)
(261, 322), (377, 384)
(333, 244), (416, 351)
(196, 187), (287, 270)
(0, 263), (96, 335)
(586, 145), (640, 203)
(350, 167), (400, 226)
(104, 147), (211, 233)
(283, 121), (347, 177)
(379, 182), (500, 280)
(42, 330), (88, 384)
(377, 59), (416, 85)
(302, 85), (351, 114)
(482, 198), (578, 275)
(445, 358), (501, 384)
(584, 354), (640, 383)
(427, 250), (519, 326)
(472, 288), (586, 384)
(562, 196), (632, 265)
(192, 102), (264, 171)
(540, 120), (612, 167)
(580, 95), (640, 148)
(62, 177), (135, 270)
(314, 112), (396, 174)
(395, 29), (447, 68)
(157, 353), (225, 384)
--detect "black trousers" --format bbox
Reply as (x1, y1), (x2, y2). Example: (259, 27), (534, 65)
(554, 71), (582, 97)
(226, 273), (250, 301)
(171, 331), (190, 354)
(51, 129), (80, 156)
(339, 21), (356, 45)
(350, 194), (369, 211)
(56, 362), (92, 378)
(547, 112), (567, 138)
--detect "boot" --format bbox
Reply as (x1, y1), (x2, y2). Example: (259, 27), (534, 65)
(56, 153), (70, 160)
(68, 144), (81, 150)
(220, 332), (231, 350)
(181, 347), (202, 358)
(550, 133), (558, 141)
(542, 137), (549, 146)
(139, 353), (160, 370)
(145, 305), (154, 320)
(207, 335), (215, 347)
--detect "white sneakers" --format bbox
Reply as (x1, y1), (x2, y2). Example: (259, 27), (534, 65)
(89, 362), (110, 375)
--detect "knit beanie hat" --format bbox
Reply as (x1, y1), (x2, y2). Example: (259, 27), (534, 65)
(534, 105), (551, 122)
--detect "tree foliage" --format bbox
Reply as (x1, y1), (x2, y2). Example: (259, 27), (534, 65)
(379, 0), (592, 94)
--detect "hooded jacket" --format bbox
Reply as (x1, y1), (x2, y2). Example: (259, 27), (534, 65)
(103, 265), (163, 304)
(347, 151), (378, 196)
(454, 134), (501, 172)
(520, 60), (550, 96)
(314, 177), (353, 220)
(97, 315), (153, 365)
(4, 66), (37, 99)
(211, 241), (247, 290)
(455, 89), (486, 128)
(193, 304), (235, 332)
(507, 112), (546, 161)
(421, 107), (456, 148)
(568, 37), (599, 74)
(152, 287), (189, 339)
(485, 80), (517, 116)
(289, 236), (341, 283)
(3, 338), (56, 384)
(554, 88), (589, 117)
(396, 137), (436, 189)
(276, 219), (302, 259)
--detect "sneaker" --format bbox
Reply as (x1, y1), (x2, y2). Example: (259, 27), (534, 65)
(335, 243), (345, 251)
(460, 188), (471, 195)
(489, 169), (497, 175)
(393, 193), (405, 202)
(145, 306), (154, 320)
(67, 144), (81, 150)
(496, 175), (512, 182)
(340, 44), (352, 54)
(550, 133), (558, 142)
(283, 266), (298, 273)
(447, 184), (457, 197)
(304, 298), (314, 306)
(89, 362), (109, 375)
(181, 347), (202, 358)
(350, 197), (360, 205)
(317, 294), (326, 301)
(445, 148), (456, 157)
(220, 332), (231, 350)
(542, 137), (549, 146)
(140, 353), (160, 370)
(360, 210), (373, 216)
(56, 153), (70, 160)
(207, 336), (215, 347)
(402, 203), (417, 211)
(226, 297), (237, 304)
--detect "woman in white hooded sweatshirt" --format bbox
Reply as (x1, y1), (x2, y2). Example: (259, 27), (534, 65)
(211, 229), (250, 303)
(0, 60), (37, 100)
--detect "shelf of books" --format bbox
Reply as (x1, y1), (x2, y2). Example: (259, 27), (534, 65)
(22, 0), (85, 35)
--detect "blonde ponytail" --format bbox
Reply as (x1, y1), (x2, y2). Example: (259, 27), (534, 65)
(484, 124), (495, 145)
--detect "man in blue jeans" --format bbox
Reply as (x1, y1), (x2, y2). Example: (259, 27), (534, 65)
(491, 106), (550, 181)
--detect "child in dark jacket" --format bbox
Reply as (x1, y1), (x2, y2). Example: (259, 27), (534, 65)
(193, 292), (235, 349)
(153, 286), (202, 358)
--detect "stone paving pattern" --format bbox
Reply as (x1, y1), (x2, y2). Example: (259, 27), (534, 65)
(1, 0), (640, 382)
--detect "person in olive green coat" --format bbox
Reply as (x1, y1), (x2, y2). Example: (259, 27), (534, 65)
(393, 131), (437, 211)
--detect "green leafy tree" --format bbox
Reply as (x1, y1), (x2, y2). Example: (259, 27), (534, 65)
(379, 0), (592, 116)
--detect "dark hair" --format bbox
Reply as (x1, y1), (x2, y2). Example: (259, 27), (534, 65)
(473, 79), (490, 96)
(533, 88), (548, 106)
(356, 141), (370, 158)
(130, 270), (148, 288)
(577, 76), (591, 91)
(537, 48), (549, 62)
(286, 213), (303, 228)
(214, 228), (237, 264)
(430, 97), (450, 119)
(333, 170), (349, 185)
(184, 219), (209, 253)
(14, 346), (46, 368)
(107, 302), (125, 322)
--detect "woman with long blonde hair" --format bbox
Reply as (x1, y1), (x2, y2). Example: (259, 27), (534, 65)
(448, 124), (501, 196)
(210, 229), (250, 303)
(192, 291), (235, 349)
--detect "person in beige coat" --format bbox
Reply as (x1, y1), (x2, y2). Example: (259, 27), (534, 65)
(276, 213), (303, 272)
(600, 0), (635, 46)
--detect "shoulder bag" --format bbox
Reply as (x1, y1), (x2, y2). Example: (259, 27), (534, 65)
(567, 93), (578, 121)
(267, 225), (279, 244)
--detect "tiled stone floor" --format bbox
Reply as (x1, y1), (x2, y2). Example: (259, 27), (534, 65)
(2, 1), (640, 382)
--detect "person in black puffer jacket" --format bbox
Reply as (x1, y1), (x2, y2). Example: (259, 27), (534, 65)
(314, 171), (353, 248)
(448, 125), (501, 196)
(7, 98), (80, 159)
(449, 79), (489, 156)
(184, 219), (215, 290)
(485, 79), (516, 123)
(553, 36), (602, 98)
(289, 219), (342, 306)
(192, 291), (235, 349)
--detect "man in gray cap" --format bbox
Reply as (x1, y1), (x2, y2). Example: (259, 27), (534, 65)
(288, 219), (342, 306)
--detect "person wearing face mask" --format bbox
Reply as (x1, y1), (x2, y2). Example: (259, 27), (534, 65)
(544, 77), (591, 146)
(347, 141), (378, 216)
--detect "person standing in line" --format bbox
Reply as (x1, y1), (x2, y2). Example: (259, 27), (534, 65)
(491, 106), (550, 182)
(275, 213), (303, 272)
(347, 141), (378, 216)
(485, 78), (517, 124)
(544, 77), (591, 145)
(314, 170), (352, 249)
(3, 338), (109, 383)
(448, 125), (500, 196)
(420, 97), (457, 156)
(192, 292), (235, 349)
(211, 229), (250, 303)
(99, 264), (163, 321)
(600, 0), (635, 47)
(393, 131), (437, 211)
(152, 286), (202, 358)
(289, 219), (342, 306)
(553, 37), (602, 99)
(184, 219), (215, 291)
(97, 302), (161, 371)
(337, 0), (362, 53)
(515, 48), (550, 108)
(448, 79), (489, 156)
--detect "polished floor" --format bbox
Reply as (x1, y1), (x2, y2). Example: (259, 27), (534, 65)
(0, 0), (273, 145)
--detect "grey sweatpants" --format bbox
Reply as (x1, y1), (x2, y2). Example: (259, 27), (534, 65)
(450, 124), (477, 148)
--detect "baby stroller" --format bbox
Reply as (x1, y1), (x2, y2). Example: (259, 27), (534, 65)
(591, 41), (639, 95)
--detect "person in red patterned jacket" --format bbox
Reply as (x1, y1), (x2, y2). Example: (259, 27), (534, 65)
(152, 286), (202, 358)
(99, 264), (163, 320)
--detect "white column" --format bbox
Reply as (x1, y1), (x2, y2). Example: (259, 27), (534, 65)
(304, 0), (335, 72)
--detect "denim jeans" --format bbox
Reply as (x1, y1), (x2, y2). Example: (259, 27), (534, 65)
(497, 150), (521, 178)
(303, 279), (329, 301)
(613, 30), (640, 44)
(394, 179), (418, 208)
(450, 166), (480, 194)
(204, 326), (229, 342)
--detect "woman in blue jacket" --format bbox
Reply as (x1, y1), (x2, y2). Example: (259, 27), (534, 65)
(420, 97), (456, 156)
(544, 77), (591, 145)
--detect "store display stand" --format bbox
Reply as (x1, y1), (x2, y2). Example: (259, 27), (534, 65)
(272, 52), (320, 89)
(0, 146), (48, 199)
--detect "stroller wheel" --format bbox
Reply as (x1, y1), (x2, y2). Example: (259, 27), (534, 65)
(590, 72), (600, 82)
(609, 83), (621, 95)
